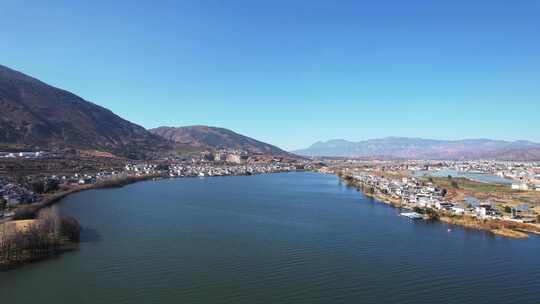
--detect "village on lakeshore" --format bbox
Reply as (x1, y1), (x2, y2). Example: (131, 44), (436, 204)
(0, 149), (309, 220)
(2, 149), (540, 239)
(316, 159), (540, 237)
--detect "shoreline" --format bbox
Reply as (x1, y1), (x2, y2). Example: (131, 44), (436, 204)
(5, 169), (301, 223)
(2, 170), (535, 271)
(339, 174), (538, 239)
(8, 174), (162, 222)
(7, 170), (536, 239)
(2, 175), (158, 269)
(1, 171), (290, 270)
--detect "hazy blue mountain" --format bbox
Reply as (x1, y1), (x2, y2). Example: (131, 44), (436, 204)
(294, 137), (540, 160)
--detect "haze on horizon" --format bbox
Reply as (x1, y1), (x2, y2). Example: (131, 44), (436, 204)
(1, 0), (539, 151)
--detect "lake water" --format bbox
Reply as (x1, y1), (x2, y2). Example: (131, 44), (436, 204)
(1, 172), (539, 304)
(415, 169), (513, 185)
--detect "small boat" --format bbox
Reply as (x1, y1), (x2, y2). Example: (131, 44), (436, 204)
(400, 212), (423, 220)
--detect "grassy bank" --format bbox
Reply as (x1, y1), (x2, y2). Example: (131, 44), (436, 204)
(438, 215), (536, 239)
(491, 228), (529, 239)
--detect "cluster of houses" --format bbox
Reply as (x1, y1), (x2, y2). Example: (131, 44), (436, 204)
(196, 149), (299, 165)
(351, 173), (464, 213)
(0, 151), (55, 159)
(0, 178), (39, 209)
(124, 164), (160, 175)
(209, 150), (249, 164)
(348, 172), (536, 223)
(123, 159), (301, 178)
(448, 160), (540, 182)
(167, 163), (296, 177)
(323, 159), (540, 192)
(0, 159), (301, 213)
(39, 173), (106, 186)
(55, 170), (148, 185)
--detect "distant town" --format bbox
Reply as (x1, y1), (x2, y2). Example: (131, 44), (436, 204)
(0, 148), (309, 221)
(2, 149), (540, 237)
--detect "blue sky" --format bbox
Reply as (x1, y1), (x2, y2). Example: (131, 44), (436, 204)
(1, 0), (539, 150)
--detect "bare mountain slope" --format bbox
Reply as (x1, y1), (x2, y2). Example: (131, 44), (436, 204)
(0, 64), (169, 159)
(150, 126), (292, 156)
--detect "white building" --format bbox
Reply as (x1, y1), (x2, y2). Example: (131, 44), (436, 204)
(226, 154), (242, 164)
(475, 207), (487, 219)
(511, 183), (529, 191)
(451, 207), (465, 215)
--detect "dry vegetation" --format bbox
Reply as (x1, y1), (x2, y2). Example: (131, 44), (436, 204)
(376, 170), (411, 180)
(439, 215), (540, 237)
(425, 176), (540, 210)
(1, 209), (80, 269)
(491, 228), (529, 239)
(1, 173), (158, 269)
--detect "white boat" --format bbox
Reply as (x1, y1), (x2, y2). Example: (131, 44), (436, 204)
(400, 212), (423, 220)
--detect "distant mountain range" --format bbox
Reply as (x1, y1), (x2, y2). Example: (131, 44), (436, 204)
(294, 137), (540, 161)
(150, 126), (292, 156)
(2, 64), (538, 161)
(0, 65), (292, 159)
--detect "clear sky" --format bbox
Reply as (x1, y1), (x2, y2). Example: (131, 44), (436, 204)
(1, 0), (539, 151)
